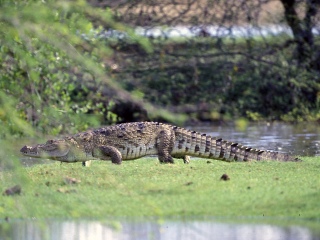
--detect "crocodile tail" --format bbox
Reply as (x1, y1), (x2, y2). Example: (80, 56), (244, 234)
(172, 127), (301, 162)
(212, 139), (301, 162)
(252, 149), (301, 162)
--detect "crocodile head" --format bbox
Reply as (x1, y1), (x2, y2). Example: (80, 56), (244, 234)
(21, 132), (96, 162)
(20, 139), (73, 162)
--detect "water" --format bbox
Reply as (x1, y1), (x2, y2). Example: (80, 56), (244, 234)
(135, 25), (295, 38)
(95, 25), (320, 40)
(187, 122), (320, 157)
(2, 218), (320, 240)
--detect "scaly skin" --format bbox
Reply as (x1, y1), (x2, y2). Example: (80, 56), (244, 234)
(20, 122), (301, 165)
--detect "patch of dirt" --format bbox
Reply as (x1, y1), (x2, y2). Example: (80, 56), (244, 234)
(3, 185), (21, 196)
(220, 173), (230, 181)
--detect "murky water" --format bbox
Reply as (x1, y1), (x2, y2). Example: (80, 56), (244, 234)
(1, 218), (320, 240)
(188, 122), (320, 157)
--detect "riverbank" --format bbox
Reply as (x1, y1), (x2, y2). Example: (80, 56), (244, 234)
(1, 157), (319, 219)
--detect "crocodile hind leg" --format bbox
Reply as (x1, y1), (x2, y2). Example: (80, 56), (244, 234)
(82, 160), (92, 167)
(93, 146), (123, 164)
(157, 129), (175, 163)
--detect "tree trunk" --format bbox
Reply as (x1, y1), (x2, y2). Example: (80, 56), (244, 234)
(281, 0), (320, 68)
(280, 0), (319, 70)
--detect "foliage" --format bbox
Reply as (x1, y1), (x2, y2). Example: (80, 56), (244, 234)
(114, 37), (320, 121)
(0, 91), (33, 172)
(92, 0), (320, 122)
(0, 0), (152, 135)
(0, 92), (33, 138)
(1, 0), (320, 134)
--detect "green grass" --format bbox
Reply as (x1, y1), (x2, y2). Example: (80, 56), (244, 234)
(1, 157), (320, 220)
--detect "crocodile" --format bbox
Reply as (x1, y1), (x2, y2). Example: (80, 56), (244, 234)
(20, 122), (301, 165)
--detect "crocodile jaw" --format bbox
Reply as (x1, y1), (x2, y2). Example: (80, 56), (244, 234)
(20, 142), (70, 160)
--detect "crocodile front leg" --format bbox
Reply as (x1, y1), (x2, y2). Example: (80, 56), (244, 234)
(93, 146), (123, 164)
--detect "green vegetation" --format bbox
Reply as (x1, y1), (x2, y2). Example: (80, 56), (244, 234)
(1, 0), (320, 135)
(1, 157), (319, 219)
(117, 35), (320, 122)
(107, 0), (320, 122)
(0, 0), (153, 135)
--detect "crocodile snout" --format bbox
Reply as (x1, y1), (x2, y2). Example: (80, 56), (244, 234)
(20, 145), (37, 155)
(20, 145), (30, 153)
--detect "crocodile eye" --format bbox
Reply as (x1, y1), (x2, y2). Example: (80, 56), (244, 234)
(44, 144), (58, 151)
(82, 133), (91, 141)
(76, 132), (92, 142)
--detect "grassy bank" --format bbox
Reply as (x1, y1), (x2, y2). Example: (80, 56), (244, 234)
(1, 157), (320, 220)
